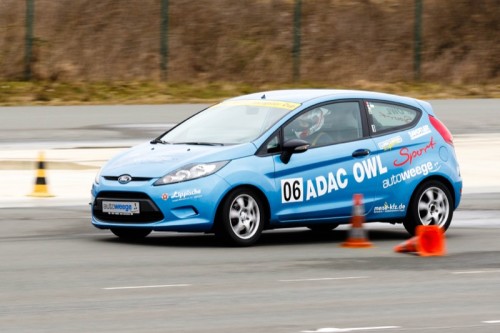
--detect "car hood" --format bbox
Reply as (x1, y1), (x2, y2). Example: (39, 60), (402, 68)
(101, 142), (257, 177)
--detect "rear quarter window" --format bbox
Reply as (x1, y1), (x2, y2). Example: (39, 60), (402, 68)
(366, 101), (421, 135)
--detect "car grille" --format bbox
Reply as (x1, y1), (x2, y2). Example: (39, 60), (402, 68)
(92, 191), (164, 223)
(103, 176), (153, 182)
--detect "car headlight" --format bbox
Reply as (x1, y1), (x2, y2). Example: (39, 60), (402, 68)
(94, 168), (102, 185)
(153, 161), (229, 186)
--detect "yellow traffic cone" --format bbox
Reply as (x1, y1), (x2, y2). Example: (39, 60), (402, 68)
(28, 151), (54, 197)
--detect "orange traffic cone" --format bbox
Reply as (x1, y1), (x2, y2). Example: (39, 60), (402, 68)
(28, 151), (54, 197)
(394, 225), (446, 256)
(341, 193), (373, 248)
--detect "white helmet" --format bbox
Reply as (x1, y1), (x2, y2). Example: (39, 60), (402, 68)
(293, 108), (327, 139)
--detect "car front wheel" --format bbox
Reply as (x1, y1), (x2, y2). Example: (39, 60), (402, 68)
(217, 188), (265, 246)
(404, 181), (453, 235)
(110, 228), (152, 241)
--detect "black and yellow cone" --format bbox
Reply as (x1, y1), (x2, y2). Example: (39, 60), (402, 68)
(28, 151), (54, 197)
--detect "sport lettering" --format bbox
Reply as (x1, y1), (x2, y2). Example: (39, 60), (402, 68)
(393, 137), (436, 167)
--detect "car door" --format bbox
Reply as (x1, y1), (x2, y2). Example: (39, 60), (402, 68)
(268, 101), (388, 223)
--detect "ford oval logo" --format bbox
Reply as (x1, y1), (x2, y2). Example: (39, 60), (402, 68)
(118, 174), (132, 184)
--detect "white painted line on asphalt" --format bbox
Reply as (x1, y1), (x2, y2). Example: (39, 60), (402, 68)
(483, 320), (500, 324)
(280, 276), (368, 282)
(301, 326), (400, 332)
(451, 269), (500, 274)
(103, 284), (191, 290)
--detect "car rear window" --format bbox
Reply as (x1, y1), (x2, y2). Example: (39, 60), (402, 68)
(365, 101), (420, 134)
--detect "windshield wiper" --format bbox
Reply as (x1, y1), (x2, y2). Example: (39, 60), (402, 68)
(174, 142), (224, 146)
(150, 138), (168, 144)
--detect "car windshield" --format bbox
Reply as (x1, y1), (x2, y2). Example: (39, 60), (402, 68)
(160, 100), (300, 145)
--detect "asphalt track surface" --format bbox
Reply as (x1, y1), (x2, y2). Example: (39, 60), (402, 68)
(1, 99), (500, 332)
(1, 98), (499, 144)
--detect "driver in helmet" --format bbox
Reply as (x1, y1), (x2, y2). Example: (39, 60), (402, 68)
(290, 108), (332, 146)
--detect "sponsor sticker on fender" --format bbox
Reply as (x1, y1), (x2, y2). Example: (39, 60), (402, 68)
(374, 202), (406, 213)
(378, 136), (403, 151)
(408, 125), (431, 140)
(382, 161), (440, 189)
(163, 189), (202, 202)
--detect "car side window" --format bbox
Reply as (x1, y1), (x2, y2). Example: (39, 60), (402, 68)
(321, 102), (363, 144)
(283, 102), (363, 147)
(366, 101), (420, 134)
(265, 134), (280, 154)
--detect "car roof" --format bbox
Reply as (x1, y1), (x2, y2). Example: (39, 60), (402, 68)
(229, 89), (424, 109)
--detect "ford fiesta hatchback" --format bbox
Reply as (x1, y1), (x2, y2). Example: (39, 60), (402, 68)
(91, 90), (462, 246)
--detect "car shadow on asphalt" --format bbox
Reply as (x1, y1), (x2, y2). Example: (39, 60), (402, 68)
(94, 227), (412, 248)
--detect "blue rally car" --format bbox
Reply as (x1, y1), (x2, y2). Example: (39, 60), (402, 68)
(91, 90), (462, 246)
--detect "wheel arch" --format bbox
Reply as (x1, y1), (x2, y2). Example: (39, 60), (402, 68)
(412, 175), (456, 209)
(403, 175), (455, 235)
(213, 185), (271, 231)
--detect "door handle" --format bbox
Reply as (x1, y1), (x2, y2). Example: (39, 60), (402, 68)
(352, 149), (371, 158)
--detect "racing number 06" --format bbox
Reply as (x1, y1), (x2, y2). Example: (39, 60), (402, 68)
(281, 178), (303, 203)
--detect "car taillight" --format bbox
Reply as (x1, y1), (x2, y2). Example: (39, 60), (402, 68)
(429, 115), (453, 146)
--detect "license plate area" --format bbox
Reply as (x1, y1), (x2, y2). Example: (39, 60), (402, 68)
(102, 201), (140, 215)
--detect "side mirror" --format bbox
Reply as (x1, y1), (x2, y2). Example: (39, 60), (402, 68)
(280, 139), (310, 164)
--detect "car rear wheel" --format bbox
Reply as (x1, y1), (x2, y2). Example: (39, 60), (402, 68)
(217, 188), (265, 246)
(110, 228), (152, 240)
(404, 181), (453, 235)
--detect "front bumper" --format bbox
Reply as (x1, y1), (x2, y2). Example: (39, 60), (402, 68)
(91, 174), (230, 232)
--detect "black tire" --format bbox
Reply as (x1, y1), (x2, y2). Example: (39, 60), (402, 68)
(307, 224), (339, 232)
(216, 188), (265, 246)
(404, 181), (453, 235)
(110, 228), (152, 241)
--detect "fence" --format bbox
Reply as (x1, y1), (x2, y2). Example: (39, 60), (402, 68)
(1, 0), (498, 84)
